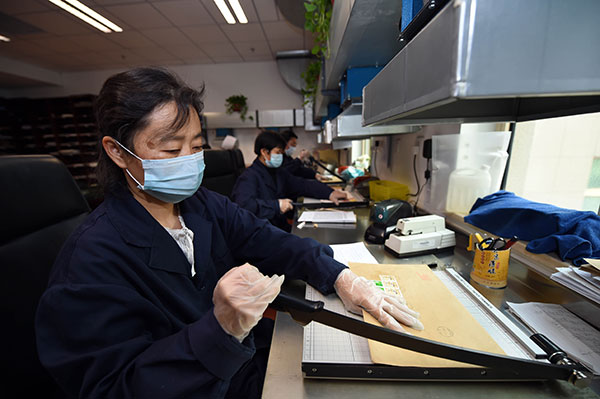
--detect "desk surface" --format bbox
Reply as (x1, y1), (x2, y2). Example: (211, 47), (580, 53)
(263, 208), (600, 399)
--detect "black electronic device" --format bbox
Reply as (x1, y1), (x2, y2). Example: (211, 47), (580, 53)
(364, 199), (413, 244)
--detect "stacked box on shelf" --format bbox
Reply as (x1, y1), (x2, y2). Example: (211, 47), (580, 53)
(0, 95), (100, 192)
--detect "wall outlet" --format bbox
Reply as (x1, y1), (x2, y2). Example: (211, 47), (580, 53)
(412, 145), (419, 156)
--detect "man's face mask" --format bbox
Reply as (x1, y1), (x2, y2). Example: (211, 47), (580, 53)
(265, 152), (283, 168)
(115, 140), (205, 203)
(285, 146), (296, 157)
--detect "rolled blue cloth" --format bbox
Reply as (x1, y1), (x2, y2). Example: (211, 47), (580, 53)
(464, 191), (600, 265)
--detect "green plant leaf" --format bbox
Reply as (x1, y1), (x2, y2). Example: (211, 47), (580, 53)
(305, 3), (316, 12)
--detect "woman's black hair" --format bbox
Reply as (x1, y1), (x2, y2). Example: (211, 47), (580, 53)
(280, 129), (297, 143)
(95, 67), (205, 193)
(254, 130), (287, 155)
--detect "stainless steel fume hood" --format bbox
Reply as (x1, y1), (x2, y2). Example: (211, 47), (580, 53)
(331, 103), (418, 141)
(362, 0), (600, 126)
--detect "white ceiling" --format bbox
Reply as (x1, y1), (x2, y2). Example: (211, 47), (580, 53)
(0, 0), (315, 72)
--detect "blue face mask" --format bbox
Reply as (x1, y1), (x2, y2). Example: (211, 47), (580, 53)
(115, 140), (205, 203)
(285, 146), (296, 157)
(265, 152), (283, 168)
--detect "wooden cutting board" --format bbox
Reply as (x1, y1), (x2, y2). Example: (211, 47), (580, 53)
(349, 262), (505, 368)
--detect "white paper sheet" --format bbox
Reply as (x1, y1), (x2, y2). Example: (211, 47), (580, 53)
(330, 242), (378, 266)
(584, 258), (600, 272)
(297, 211), (357, 224)
(550, 267), (600, 305)
(507, 302), (600, 375)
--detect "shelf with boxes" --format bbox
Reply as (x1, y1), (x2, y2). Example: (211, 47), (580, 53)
(0, 94), (100, 194)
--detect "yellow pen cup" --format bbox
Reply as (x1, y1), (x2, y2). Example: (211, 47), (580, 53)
(470, 247), (511, 289)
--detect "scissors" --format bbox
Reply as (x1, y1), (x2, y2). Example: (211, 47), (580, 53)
(478, 237), (506, 251)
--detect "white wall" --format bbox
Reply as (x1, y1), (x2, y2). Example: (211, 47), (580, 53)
(505, 112), (600, 210)
(373, 125), (460, 186)
(3, 61), (303, 113)
(371, 124), (461, 211)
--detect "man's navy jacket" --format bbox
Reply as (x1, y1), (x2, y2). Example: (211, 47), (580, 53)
(231, 158), (332, 231)
(282, 153), (317, 179)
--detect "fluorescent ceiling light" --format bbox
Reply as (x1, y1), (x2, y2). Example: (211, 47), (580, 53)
(48, 0), (121, 33)
(0, 34), (10, 42)
(213, 0), (236, 24)
(64, 0), (123, 32)
(228, 0), (248, 24)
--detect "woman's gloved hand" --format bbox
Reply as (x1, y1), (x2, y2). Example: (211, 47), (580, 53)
(213, 264), (285, 342)
(334, 269), (423, 332)
(278, 198), (293, 213)
(328, 190), (348, 205)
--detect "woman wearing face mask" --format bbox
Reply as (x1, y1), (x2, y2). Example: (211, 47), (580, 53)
(35, 67), (422, 399)
(231, 131), (347, 232)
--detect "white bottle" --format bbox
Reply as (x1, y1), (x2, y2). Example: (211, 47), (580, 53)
(445, 165), (492, 215)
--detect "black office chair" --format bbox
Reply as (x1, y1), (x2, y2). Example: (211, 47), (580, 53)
(0, 155), (90, 398)
(202, 149), (245, 198)
(231, 148), (246, 177)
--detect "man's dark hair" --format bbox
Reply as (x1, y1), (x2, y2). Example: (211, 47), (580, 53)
(254, 131), (287, 155)
(94, 67), (205, 193)
(280, 129), (298, 143)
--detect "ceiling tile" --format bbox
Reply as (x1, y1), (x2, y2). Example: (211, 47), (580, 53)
(198, 0), (257, 24)
(237, 0), (259, 23)
(220, 23), (265, 42)
(152, 0), (214, 27)
(72, 51), (121, 64)
(233, 40), (270, 56)
(253, 0), (278, 22)
(199, 42), (239, 57)
(65, 34), (124, 52)
(16, 11), (96, 35)
(199, 0), (233, 25)
(10, 31), (53, 41)
(243, 54), (275, 62)
(31, 52), (95, 70)
(140, 27), (194, 46)
(182, 58), (212, 65)
(92, 0), (146, 4)
(242, 54), (273, 62)
(268, 38), (303, 53)
(27, 36), (89, 54)
(0, 1), (51, 15)
(104, 3), (172, 29)
(130, 46), (178, 60)
(181, 25), (228, 44)
(262, 20), (303, 41)
(167, 45), (208, 59)
(105, 31), (155, 48)
(98, 50), (148, 66)
(0, 38), (54, 57)
(210, 55), (243, 63)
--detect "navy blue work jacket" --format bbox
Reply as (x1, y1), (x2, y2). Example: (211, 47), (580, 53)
(231, 158), (333, 231)
(282, 153), (317, 179)
(35, 187), (345, 398)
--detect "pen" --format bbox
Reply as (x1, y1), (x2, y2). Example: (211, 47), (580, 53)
(504, 236), (518, 249)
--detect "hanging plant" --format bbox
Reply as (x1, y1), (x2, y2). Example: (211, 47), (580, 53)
(302, 0), (333, 104)
(225, 94), (253, 121)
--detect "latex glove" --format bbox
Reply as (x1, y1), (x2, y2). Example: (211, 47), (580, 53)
(299, 149), (310, 160)
(334, 269), (423, 332)
(278, 198), (293, 213)
(328, 190), (348, 205)
(213, 264), (284, 342)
